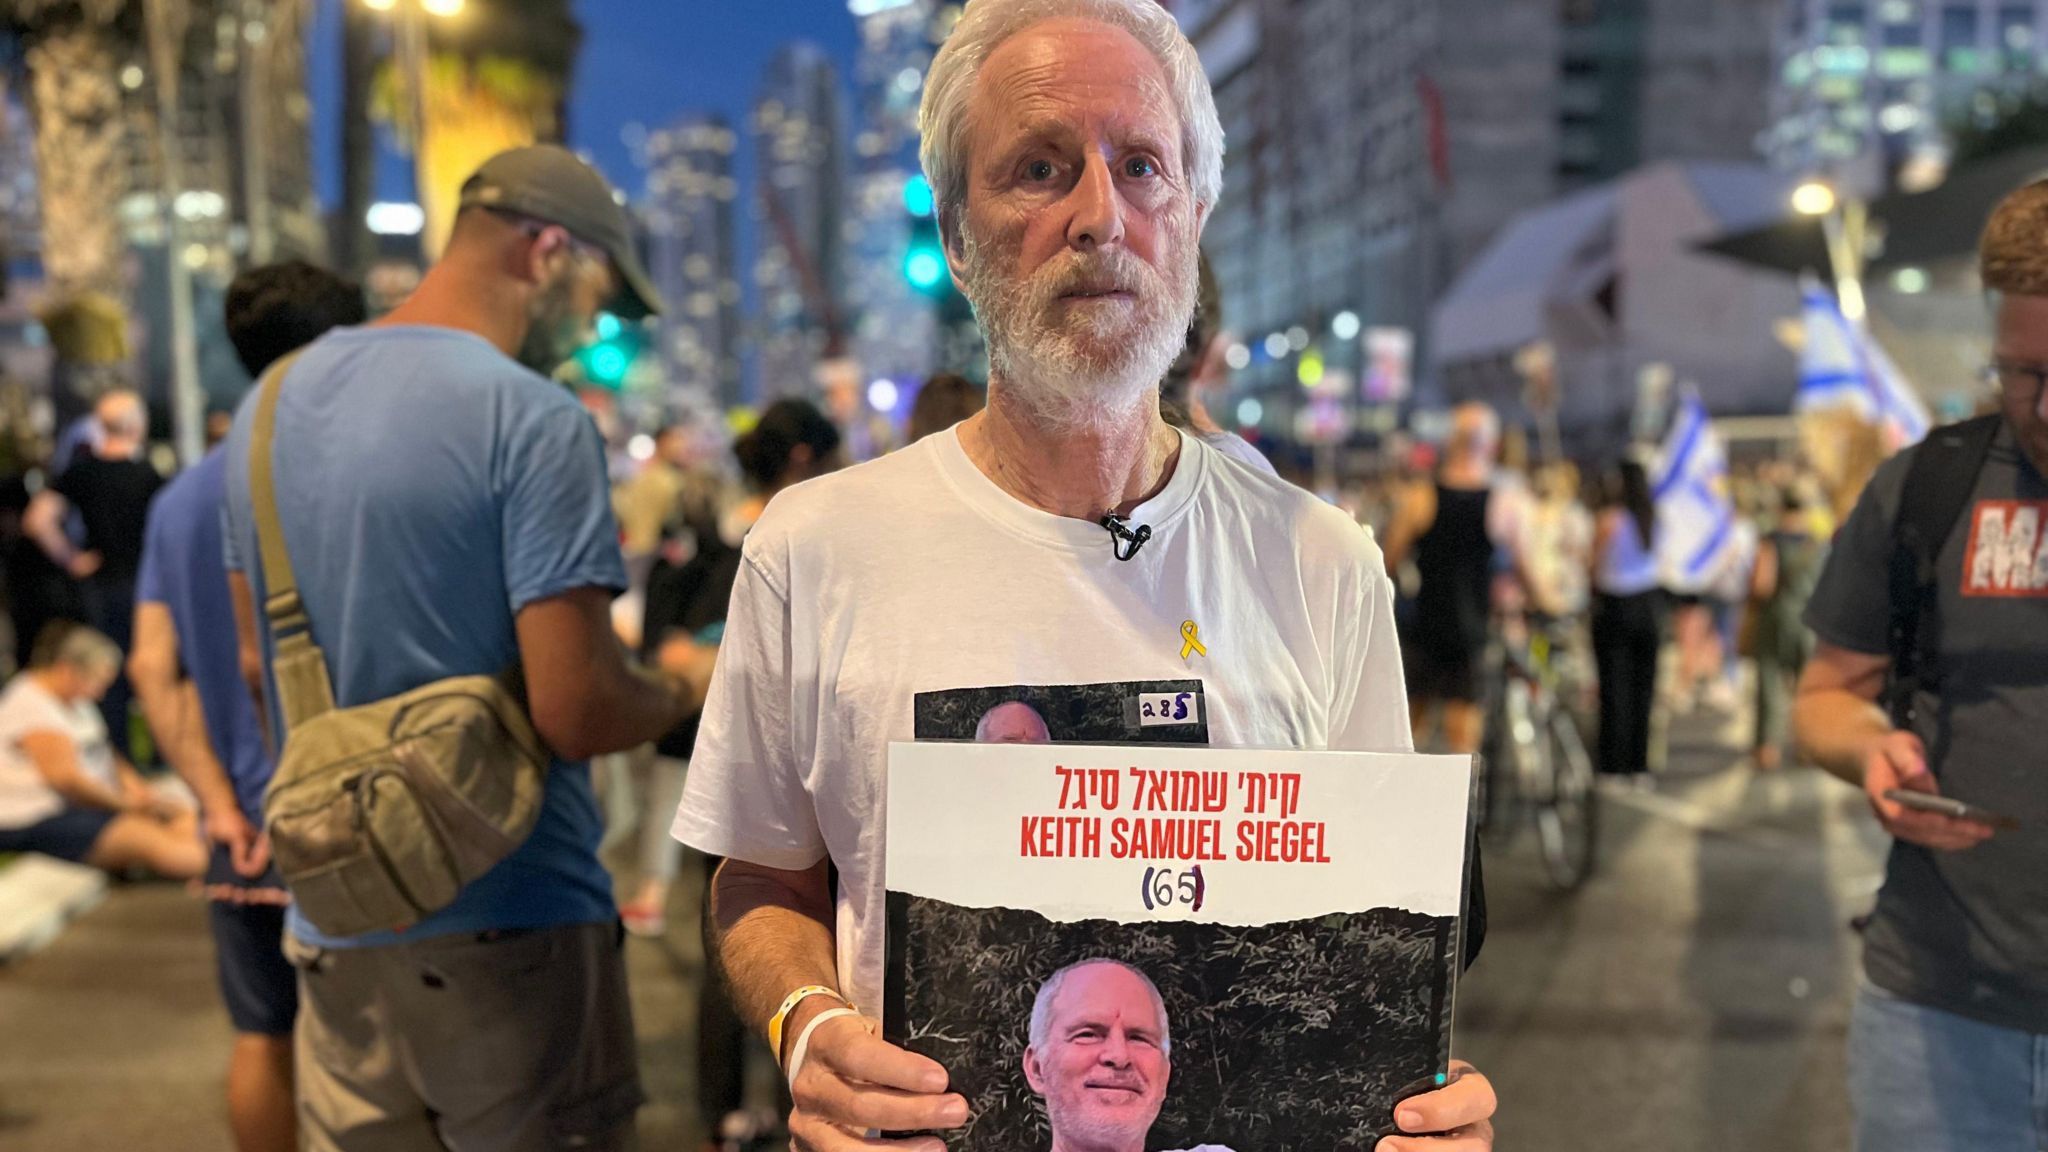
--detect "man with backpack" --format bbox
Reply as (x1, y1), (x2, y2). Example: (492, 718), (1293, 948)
(1795, 181), (2048, 1151)
(222, 147), (706, 1151)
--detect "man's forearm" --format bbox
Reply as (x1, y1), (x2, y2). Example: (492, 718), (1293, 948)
(1794, 688), (1891, 787)
(711, 858), (840, 1062)
(26, 516), (75, 567)
(161, 683), (238, 817)
(589, 662), (697, 757)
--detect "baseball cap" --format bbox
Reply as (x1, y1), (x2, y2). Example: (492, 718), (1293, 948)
(457, 144), (663, 320)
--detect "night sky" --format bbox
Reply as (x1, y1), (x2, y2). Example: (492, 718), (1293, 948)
(307, 0), (863, 210)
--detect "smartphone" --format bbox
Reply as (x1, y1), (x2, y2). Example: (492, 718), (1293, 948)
(1882, 789), (2021, 831)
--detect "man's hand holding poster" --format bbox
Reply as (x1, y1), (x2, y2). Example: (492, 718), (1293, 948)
(884, 683), (1476, 1150)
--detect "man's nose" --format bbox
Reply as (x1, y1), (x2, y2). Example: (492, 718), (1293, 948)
(1099, 1027), (1132, 1067)
(1065, 154), (1125, 252)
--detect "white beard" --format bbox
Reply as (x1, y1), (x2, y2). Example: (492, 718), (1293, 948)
(961, 219), (1198, 435)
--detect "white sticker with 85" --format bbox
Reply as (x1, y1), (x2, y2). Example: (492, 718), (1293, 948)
(1136, 691), (1200, 727)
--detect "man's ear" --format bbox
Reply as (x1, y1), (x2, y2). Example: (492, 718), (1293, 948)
(940, 208), (970, 296)
(520, 225), (568, 286)
(1022, 1045), (1047, 1095)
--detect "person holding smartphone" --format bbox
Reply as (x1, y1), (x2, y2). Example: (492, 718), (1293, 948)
(1794, 181), (2048, 1152)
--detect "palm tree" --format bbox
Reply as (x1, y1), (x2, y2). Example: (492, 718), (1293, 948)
(372, 0), (582, 258)
(3, 0), (143, 409)
(3, 0), (136, 302)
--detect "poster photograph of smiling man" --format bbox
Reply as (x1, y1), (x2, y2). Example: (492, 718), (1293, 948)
(883, 683), (1475, 1150)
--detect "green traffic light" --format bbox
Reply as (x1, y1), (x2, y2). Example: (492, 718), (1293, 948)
(905, 248), (946, 291)
(587, 343), (631, 385)
(903, 174), (935, 218)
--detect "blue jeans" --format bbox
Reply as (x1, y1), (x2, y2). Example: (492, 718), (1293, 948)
(1851, 981), (2048, 1152)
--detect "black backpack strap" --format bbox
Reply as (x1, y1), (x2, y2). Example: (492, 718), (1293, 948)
(1885, 415), (1999, 732)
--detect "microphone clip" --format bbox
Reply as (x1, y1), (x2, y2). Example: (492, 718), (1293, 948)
(1100, 512), (1152, 562)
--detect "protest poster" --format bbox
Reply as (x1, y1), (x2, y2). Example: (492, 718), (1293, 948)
(884, 681), (1474, 1151)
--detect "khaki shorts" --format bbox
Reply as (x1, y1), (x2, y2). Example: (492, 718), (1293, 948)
(284, 921), (642, 1152)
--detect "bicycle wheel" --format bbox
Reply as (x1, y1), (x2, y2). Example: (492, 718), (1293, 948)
(1481, 676), (1539, 835)
(1533, 705), (1599, 890)
(1474, 654), (1515, 833)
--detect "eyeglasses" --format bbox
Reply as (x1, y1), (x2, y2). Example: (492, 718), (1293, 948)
(1985, 360), (2048, 395)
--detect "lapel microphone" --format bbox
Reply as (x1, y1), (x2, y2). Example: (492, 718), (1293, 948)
(1100, 512), (1152, 562)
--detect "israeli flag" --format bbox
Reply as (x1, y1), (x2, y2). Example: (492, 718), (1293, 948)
(1797, 284), (1932, 450)
(1651, 389), (1736, 594)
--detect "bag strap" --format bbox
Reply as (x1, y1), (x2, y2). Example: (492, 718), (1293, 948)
(248, 350), (336, 727)
(1885, 414), (1999, 733)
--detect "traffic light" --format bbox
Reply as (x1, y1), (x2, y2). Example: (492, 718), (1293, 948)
(905, 233), (947, 293)
(905, 220), (951, 298)
(903, 173), (936, 219)
(577, 311), (640, 390)
(902, 174), (953, 299)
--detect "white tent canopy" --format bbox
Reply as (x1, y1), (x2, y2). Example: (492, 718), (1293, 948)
(1432, 162), (1804, 447)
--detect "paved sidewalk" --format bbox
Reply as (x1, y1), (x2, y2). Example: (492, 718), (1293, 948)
(1457, 704), (1886, 1152)
(0, 703), (1887, 1152)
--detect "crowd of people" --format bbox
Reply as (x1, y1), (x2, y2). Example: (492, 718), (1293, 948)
(1360, 405), (1832, 786)
(4, 1), (2047, 1151)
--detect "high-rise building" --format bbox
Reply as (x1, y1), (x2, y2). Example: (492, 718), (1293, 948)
(1177, 0), (1774, 423)
(644, 114), (742, 412)
(1187, 0), (1441, 403)
(1636, 0), (1781, 173)
(845, 0), (957, 388)
(1551, 0), (1779, 192)
(752, 42), (846, 400)
(1434, 0), (1776, 261)
(1765, 0), (2048, 179)
(1433, 0), (1562, 276)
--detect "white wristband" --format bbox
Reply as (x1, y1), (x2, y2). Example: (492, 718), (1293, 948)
(785, 1007), (862, 1087)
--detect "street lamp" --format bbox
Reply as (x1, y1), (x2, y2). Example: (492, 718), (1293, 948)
(359, 0), (465, 259)
(142, 0), (206, 465)
(1795, 177), (1868, 323)
(1791, 180), (1837, 217)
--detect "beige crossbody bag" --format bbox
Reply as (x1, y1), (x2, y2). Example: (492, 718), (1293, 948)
(250, 353), (548, 937)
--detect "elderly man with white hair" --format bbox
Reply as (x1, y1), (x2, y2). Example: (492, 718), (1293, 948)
(1023, 958), (1235, 1152)
(672, 2), (1496, 1149)
(26, 389), (164, 757)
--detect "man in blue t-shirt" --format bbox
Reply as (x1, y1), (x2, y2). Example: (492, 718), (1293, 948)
(220, 147), (705, 1152)
(130, 260), (367, 1152)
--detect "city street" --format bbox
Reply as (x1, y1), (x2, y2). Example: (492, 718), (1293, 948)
(0, 1), (2032, 1150)
(0, 696), (1886, 1151)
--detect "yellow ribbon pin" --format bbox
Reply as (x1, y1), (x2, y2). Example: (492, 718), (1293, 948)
(1179, 620), (1207, 661)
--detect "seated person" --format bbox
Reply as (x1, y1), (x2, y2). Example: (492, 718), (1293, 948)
(0, 623), (204, 878)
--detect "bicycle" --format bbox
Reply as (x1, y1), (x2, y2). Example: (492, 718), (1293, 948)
(1480, 614), (1600, 890)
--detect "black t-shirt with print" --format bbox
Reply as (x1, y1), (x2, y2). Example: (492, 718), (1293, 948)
(1806, 420), (2048, 1031)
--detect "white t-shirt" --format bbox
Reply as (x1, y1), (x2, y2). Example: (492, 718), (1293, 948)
(673, 427), (1413, 1013)
(1198, 430), (1277, 477)
(0, 675), (115, 829)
